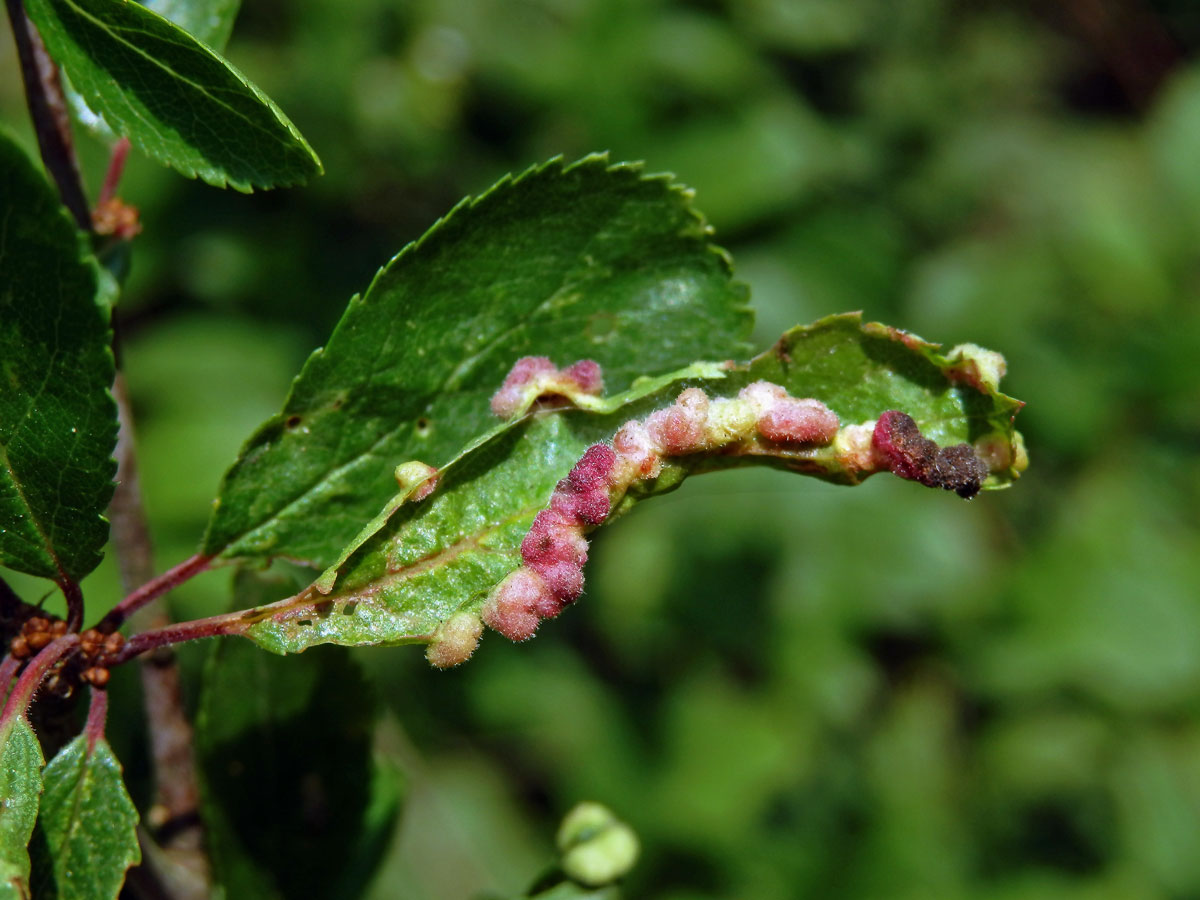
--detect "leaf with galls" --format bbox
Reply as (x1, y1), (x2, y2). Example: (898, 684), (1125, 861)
(232, 314), (1024, 663)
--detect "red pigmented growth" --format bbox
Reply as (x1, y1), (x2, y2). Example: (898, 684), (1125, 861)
(562, 359), (604, 395)
(872, 410), (990, 499)
(482, 570), (550, 641)
(646, 387), (710, 454)
(490, 357), (558, 418)
(757, 398), (839, 445)
(520, 509), (590, 600)
(490, 356), (605, 419)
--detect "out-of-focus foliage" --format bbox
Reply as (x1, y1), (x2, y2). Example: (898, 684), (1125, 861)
(4, 0), (1200, 897)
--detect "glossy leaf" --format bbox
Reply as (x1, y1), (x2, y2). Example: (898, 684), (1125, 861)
(144, 0), (241, 50)
(24, 0), (320, 191)
(0, 718), (42, 900)
(234, 314), (1023, 656)
(31, 734), (140, 900)
(0, 131), (116, 583)
(197, 571), (400, 900)
(203, 155), (753, 567)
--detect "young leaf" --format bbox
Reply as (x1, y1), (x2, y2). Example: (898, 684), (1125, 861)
(197, 572), (400, 900)
(202, 155), (753, 568)
(0, 718), (43, 900)
(229, 315), (1023, 658)
(23, 0), (320, 191)
(0, 131), (117, 584)
(31, 734), (140, 900)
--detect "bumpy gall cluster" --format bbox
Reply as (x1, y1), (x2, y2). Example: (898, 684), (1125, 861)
(478, 381), (840, 646)
(872, 410), (990, 498)
(490, 356), (605, 419)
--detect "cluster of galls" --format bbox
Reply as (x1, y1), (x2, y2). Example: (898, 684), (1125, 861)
(8, 615), (124, 691)
(480, 380), (840, 647)
(423, 358), (994, 668)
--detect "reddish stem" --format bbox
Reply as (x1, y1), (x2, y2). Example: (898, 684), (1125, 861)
(84, 686), (108, 753)
(98, 553), (213, 631)
(60, 576), (84, 632)
(97, 137), (131, 206)
(109, 610), (250, 666)
(0, 633), (79, 723)
(0, 655), (21, 706)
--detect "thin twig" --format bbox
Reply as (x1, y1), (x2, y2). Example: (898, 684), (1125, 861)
(60, 577), (84, 632)
(98, 137), (132, 206)
(98, 552), (213, 632)
(3, 0), (91, 230)
(84, 685), (108, 752)
(108, 372), (211, 899)
(0, 655), (21, 707)
(108, 610), (251, 666)
(0, 633), (79, 722)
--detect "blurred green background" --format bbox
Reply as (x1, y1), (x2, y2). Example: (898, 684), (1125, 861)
(6, 0), (1200, 897)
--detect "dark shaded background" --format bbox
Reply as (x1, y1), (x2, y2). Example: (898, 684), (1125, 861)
(5, 0), (1200, 897)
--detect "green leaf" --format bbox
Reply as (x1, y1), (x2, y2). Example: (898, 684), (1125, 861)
(30, 734), (140, 900)
(24, 0), (320, 191)
(0, 718), (43, 900)
(233, 314), (1023, 657)
(0, 131), (116, 583)
(202, 155), (753, 567)
(197, 570), (401, 900)
(143, 0), (241, 50)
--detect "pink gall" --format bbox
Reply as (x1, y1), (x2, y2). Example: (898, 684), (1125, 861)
(562, 359), (604, 395)
(490, 356), (606, 419)
(482, 569), (552, 641)
(521, 510), (589, 570)
(756, 398), (839, 445)
(613, 420), (662, 479)
(646, 388), (710, 454)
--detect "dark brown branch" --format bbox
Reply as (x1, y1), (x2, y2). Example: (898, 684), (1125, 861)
(3, 0), (91, 230)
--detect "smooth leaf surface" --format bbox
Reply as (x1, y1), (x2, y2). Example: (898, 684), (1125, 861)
(0, 718), (43, 900)
(25, 0), (319, 191)
(203, 156), (753, 567)
(30, 733), (140, 900)
(237, 315), (1023, 656)
(197, 570), (400, 900)
(0, 132), (116, 583)
(144, 0), (241, 49)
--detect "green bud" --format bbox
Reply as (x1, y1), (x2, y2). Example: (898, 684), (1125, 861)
(556, 802), (639, 887)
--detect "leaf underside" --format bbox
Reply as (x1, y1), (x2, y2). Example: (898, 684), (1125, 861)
(0, 131), (116, 583)
(237, 314), (1024, 657)
(24, 0), (319, 190)
(0, 719), (43, 900)
(31, 735), (140, 900)
(203, 155), (753, 567)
